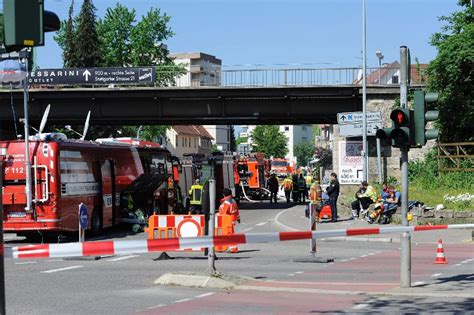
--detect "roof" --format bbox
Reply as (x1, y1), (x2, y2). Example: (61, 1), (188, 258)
(355, 61), (428, 84)
(172, 125), (214, 140)
(169, 52), (222, 65)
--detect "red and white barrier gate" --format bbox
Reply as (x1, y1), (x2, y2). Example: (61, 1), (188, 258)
(6, 224), (474, 259)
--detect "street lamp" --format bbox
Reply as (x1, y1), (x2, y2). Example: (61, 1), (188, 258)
(376, 50), (384, 84)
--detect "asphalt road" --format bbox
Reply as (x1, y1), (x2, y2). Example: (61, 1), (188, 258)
(4, 203), (474, 314)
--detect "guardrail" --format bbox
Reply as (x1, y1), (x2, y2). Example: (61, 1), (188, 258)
(159, 66), (401, 87)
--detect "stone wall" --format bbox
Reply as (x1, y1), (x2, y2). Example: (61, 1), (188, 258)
(331, 87), (435, 188)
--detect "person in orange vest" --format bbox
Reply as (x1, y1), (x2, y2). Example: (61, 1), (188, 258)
(309, 178), (323, 223)
(218, 188), (240, 253)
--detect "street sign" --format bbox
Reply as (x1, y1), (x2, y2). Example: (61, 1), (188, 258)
(339, 121), (382, 137)
(28, 67), (156, 86)
(338, 140), (363, 185)
(79, 203), (88, 230)
(337, 111), (381, 124)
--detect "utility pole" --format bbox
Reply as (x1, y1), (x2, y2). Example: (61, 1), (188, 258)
(21, 50), (32, 213)
(208, 177), (217, 275)
(399, 46), (411, 288)
(361, 0), (368, 182)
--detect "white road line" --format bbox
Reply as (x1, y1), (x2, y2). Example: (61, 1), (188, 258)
(240, 228), (254, 232)
(454, 263), (462, 267)
(106, 255), (139, 262)
(173, 298), (192, 303)
(295, 271), (304, 274)
(41, 265), (83, 273)
(255, 222), (267, 226)
(195, 292), (215, 298)
(460, 259), (471, 264)
(288, 274), (295, 277)
(413, 281), (425, 286)
(340, 259), (349, 262)
(352, 304), (369, 310)
(15, 261), (37, 265)
(360, 255), (368, 258)
(348, 257), (356, 260)
(431, 273), (442, 277)
(367, 253), (375, 256)
(147, 304), (165, 310)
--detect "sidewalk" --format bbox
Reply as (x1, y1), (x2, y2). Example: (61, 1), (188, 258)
(274, 204), (473, 244)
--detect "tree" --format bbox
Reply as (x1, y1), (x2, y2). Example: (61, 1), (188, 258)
(97, 3), (135, 67)
(229, 125), (237, 152)
(62, 0), (78, 67)
(294, 142), (314, 167)
(425, 0), (474, 142)
(250, 125), (288, 158)
(75, 0), (102, 67)
(236, 136), (248, 145)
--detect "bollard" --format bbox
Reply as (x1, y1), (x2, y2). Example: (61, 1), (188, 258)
(208, 179), (217, 275)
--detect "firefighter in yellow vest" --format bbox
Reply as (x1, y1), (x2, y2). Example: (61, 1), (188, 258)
(309, 178), (323, 223)
(189, 179), (204, 214)
(281, 175), (293, 203)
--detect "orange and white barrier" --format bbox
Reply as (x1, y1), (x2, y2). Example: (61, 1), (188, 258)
(6, 224), (474, 259)
(145, 214), (234, 251)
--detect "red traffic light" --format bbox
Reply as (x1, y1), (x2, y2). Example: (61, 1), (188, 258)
(390, 108), (410, 127)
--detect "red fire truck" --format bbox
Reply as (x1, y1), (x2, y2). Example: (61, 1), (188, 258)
(1, 134), (179, 235)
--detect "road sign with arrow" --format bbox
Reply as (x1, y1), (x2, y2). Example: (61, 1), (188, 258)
(29, 67), (155, 86)
(337, 111), (382, 137)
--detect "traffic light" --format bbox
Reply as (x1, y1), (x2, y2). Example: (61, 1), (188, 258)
(2, 0), (60, 51)
(413, 90), (440, 147)
(376, 108), (413, 148)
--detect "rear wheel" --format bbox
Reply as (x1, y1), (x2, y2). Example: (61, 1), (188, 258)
(91, 208), (103, 234)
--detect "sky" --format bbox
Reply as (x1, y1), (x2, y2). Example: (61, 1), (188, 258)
(33, 0), (462, 69)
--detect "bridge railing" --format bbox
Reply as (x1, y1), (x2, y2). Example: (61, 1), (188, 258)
(158, 66), (401, 87)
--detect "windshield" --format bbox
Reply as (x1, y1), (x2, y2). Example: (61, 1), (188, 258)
(272, 161), (288, 167)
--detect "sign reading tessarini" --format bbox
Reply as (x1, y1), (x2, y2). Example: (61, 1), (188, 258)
(28, 67), (156, 85)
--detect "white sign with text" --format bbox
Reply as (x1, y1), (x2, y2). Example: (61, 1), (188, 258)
(338, 140), (364, 185)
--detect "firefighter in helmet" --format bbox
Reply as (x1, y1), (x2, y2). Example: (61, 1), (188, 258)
(189, 179), (204, 214)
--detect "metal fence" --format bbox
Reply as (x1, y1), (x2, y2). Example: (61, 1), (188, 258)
(157, 66), (401, 88)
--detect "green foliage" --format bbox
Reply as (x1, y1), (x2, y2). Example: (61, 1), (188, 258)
(211, 143), (220, 153)
(408, 148), (473, 190)
(313, 146), (332, 169)
(75, 0), (102, 67)
(294, 142), (314, 167)
(425, 0), (474, 142)
(250, 125), (288, 158)
(236, 136), (248, 145)
(122, 125), (169, 142)
(229, 125), (237, 152)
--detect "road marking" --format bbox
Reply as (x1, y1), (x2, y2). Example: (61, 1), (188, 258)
(41, 265), (83, 273)
(431, 273), (442, 277)
(460, 259), (472, 264)
(352, 303), (369, 310)
(360, 255), (368, 258)
(195, 292), (215, 298)
(288, 274), (295, 277)
(106, 255), (139, 262)
(340, 259), (349, 262)
(295, 271), (304, 274)
(15, 261), (37, 265)
(241, 227), (254, 232)
(173, 298), (192, 303)
(348, 257), (356, 260)
(147, 304), (165, 310)
(413, 281), (425, 286)
(255, 222), (267, 226)
(454, 263), (462, 267)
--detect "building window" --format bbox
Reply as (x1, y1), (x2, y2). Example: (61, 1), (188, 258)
(392, 75), (399, 84)
(176, 135), (179, 147)
(182, 137), (185, 147)
(284, 126), (289, 131)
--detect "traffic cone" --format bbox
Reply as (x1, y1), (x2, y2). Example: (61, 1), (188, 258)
(434, 239), (448, 264)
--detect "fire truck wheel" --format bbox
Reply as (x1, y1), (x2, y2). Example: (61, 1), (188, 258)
(91, 208), (103, 234)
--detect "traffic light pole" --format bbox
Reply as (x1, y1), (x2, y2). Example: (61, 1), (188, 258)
(399, 46), (411, 288)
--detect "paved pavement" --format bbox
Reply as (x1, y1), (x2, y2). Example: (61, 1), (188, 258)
(3, 202), (474, 314)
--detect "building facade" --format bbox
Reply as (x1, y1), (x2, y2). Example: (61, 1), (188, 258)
(169, 52), (221, 87)
(165, 125), (213, 157)
(203, 125), (232, 151)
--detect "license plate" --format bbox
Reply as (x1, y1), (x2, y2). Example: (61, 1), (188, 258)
(8, 212), (26, 218)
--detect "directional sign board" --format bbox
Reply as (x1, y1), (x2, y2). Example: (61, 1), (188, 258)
(29, 67), (156, 86)
(79, 203), (88, 230)
(337, 111), (381, 124)
(339, 121), (382, 137)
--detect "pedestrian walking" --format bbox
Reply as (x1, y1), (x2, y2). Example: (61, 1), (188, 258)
(326, 172), (340, 222)
(309, 178), (322, 223)
(297, 174), (307, 204)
